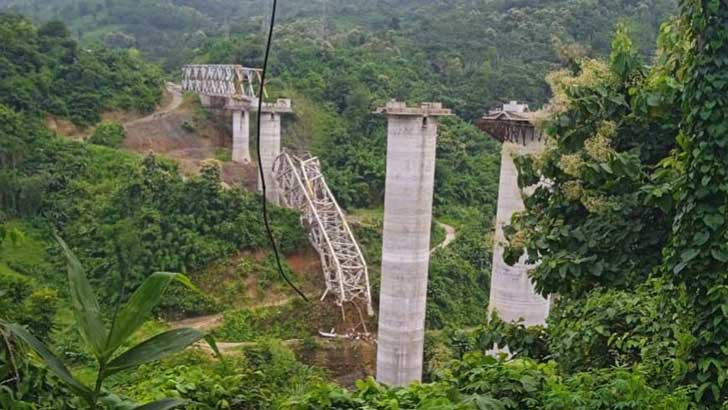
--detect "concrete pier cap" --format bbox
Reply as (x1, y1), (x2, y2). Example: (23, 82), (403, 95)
(375, 100), (453, 117)
(262, 98), (293, 113)
(257, 98), (293, 204)
(375, 100), (452, 387)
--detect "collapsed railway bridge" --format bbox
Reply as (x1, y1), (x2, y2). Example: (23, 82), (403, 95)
(184, 64), (546, 386)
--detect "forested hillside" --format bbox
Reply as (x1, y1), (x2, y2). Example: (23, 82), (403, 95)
(3, 0), (675, 115)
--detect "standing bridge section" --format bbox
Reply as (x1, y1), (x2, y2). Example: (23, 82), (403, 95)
(182, 64), (263, 101)
(273, 152), (374, 319)
(182, 64), (274, 166)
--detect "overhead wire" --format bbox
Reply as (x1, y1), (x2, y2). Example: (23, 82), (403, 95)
(256, 0), (309, 302)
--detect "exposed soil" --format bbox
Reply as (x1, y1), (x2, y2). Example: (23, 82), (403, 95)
(100, 84), (379, 386)
(171, 314), (223, 332)
(118, 83), (259, 187)
(296, 339), (377, 388)
(46, 116), (90, 141)
(47, 83), (177, 141)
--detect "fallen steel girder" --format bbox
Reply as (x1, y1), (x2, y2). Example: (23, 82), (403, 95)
(273, 151), (374, 316)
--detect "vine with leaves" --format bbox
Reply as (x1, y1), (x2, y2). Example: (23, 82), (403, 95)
(662, 0), (728, 406)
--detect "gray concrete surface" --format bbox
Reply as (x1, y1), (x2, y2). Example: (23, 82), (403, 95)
(232, 110), (251, 163)
(376, 101), (452, 386)
(488, 137), (550, 326)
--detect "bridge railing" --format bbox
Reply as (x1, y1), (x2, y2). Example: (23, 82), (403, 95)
(181, 64), (265, 100)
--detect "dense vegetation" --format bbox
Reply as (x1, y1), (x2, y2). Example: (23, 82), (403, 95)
(0, 13), (310, 408)
(0, 13), (161, 125)
(3, 0), (675, 114)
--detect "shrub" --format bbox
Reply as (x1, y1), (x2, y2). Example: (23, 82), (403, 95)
(449, 354), (691, 410)
(87, 121), (126, 148)
(547, 279), (692, 388)
(23, 288), (59, 341)
(155, 280), (222, 320)
(117, 342), (323, 410)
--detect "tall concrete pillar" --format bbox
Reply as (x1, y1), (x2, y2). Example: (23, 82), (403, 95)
(257, 99), (293, 204)
(375, 101), (452, 386)
(488, 137), (550, 326)
(232, 110), (251, 163)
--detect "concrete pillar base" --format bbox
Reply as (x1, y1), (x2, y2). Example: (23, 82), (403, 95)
(232, 110), (251, 164)
(258, 112), (282, 204)
(375, 101), (452, 387)
(488, 140), (550, 327)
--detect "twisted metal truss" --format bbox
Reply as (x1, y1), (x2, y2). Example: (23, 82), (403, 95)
(273, 152), (374, 316)
(181, 64), (264, 99)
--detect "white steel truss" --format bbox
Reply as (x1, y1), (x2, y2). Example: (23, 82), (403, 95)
(273, 151), (374, 316)
(181, 64), (264, 99)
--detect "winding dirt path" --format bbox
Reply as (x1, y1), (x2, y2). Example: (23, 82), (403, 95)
(174, 294), (317, 354)
(170, 294), (311, 332)
(431, 221), (457, 253)
(124, 82), (183, 127)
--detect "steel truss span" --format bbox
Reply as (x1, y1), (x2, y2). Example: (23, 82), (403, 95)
(273, 151), (374, 317)
(181, 64), (263, 99)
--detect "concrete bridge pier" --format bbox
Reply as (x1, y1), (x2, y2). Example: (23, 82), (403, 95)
(232, 110), (251, 163)
(488, 137), (550, 326)
(375, 101), (452, 387)
(257, 99), (293, 205)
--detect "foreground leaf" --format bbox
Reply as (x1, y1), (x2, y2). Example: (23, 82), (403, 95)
(203, 334), (222, 360)
(54, 234), (107, 358)
(2, 322), (91, 401)
(133, 399), (188, 410)
(105, 272), (196, 357)
(105, 328), (208, 375)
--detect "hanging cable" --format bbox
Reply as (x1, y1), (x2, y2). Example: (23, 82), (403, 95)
(256, 0), (309, 302)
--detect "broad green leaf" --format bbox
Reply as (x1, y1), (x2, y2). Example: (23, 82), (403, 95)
(105, 272), (196, 357)
(105, 328), (207, 375)
(703, 213), (725, 230)
(681, 248), (700, 263)
(54, 234), (107, 358)
(98, 389), (139, 410)
(464, 394), (506, 410)
(133, 399), (188, 410)
(203, 334), (223, 360)
(2, 322), (91, 401)
(711, 248), (728, 263)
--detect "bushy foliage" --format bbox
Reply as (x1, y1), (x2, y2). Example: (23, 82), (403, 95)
(0, 105), (46, 218)
(661, 1), (728, 406)
(452, 354), (690, 409)
(0, 14), (162, 125)
(9, 119), (306, 304)
(4, 0), (675, 116)
(427, 218), (492, 330)
(0, 270), (58, 341)
(500, 8), (728, 408)
(87, 121), (126, 147)
(214, 299), (344, 342)
(112, 342), (323, 410)
(434, 118), (501, 212)
(504, 26), (680, 299)
(424, 313), (548, 382)
(547, 279), (692, 387)
(283, 354), (691, 410)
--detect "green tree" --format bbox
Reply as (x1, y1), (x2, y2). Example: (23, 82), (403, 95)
(88, 121), (126, 148)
